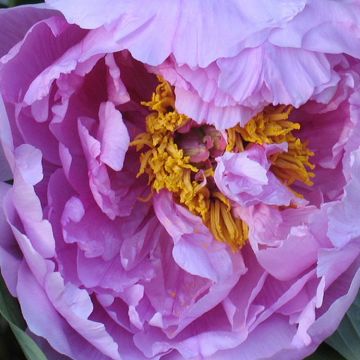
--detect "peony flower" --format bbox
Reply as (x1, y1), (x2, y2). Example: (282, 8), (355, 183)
(0, 1), (360, 359)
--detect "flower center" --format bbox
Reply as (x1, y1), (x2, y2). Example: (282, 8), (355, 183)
(132, 78), (315, 250)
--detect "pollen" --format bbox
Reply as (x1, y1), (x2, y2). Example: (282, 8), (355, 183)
(132, 79), (314, 251)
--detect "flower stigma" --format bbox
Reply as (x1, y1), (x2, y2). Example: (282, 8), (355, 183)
(131, 78), (315, 250)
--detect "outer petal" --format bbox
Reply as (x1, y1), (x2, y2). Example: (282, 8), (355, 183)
(208, 315), (297, 360)
(0, 96), (13, 180)
(328, 149), (360, 247)
(265, 253), (360, 360)
(0, 16), (87, 103)
(47, 0), (308, 67)
(17, 263), (121, 360)
(269, 0), (360, 58)
(160, 46), (336, 129)
(0, 182), (20, 296)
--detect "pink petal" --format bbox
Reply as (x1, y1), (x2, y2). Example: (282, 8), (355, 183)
(97, 101), (129, 171)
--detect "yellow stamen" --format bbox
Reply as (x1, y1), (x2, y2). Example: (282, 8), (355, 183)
(205, 193), (248, 250)
(131, 78), (210, 219)
(227, 105), (315, 187)
(226, 126), (245, 152)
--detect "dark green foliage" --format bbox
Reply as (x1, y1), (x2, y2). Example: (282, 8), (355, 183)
(0, 276), (47, 360)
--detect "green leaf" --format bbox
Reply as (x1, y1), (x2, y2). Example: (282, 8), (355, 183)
(325, 293), (360, 360)
(10, 324), (47, 360)
(0, 276), (26, 329)
(305, 343), (346, 360)
(307, 291), (360, 360)
(0, 275), (47, 360)
(12, 0), (43, 5)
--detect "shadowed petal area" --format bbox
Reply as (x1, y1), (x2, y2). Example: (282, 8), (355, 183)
(0, 6), (58, 59)
(0, 96), (14, 180)
(0, 17), (87, 103)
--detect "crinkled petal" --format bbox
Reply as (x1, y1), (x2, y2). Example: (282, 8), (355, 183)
(218, 44), (335, 108)
(47, 0), (308, 67)
(269, 0), (360, 58)
(44, 272), (121, 359)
